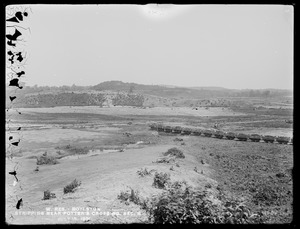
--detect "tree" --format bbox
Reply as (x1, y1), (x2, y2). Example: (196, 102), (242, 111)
(129, 85), (135, 94)
(263, 90), (270, 97)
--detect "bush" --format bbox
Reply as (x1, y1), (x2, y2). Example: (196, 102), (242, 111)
(153, 172), (171, 189)
(43, 190), (56, 200)
(145, 184), (264, 224)
(117, 191), (131, 204)
(63, 179), (81, 194)
(137, 168), (156, 177)
(167, 181), (187, 190)
(163, 147), (185, 159)
(147, 186), (217, 223)
(56, 150), (63, 155)
(253, 185), (279, 206)
(154, 156), (176, 164)
(36, 153), (58, 165)
(117, 187), (141, 205)
(205, 183), (212, 189)
(218, 198), (261, 224)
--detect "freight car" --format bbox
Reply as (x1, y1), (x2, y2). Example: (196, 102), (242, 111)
(249, 134), (261, 142)
(236, 133), (249, 141)
(214, 130), (225, 139)
(262, 135), (275, 143)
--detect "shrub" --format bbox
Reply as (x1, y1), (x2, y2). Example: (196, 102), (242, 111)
(63, 179), (81, 194)
(43, 190), (56, 200)
(153, 172), (171, 189)
(167, 181), (187, 190)
(147, 186), (217, 224)
(140, 197), (152, 211)
(220, 201), (247, 223)
(117, 189), (152, 211)
(275, 172), (285, 178)
(205, 183), (212, 189)
(253, 185), (279, 206)
(117, 187), (141, 205)
(163, 147), (185, 159)
(117, 190), (131, 204)
(154, 156), (176, 164)
(36, 153), (58, 165)
(137, 168), (156, 177)
(145, 185), (264, 224)
(218, 197), (264, 224)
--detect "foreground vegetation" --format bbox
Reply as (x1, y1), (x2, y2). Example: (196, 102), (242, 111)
(118, 181), (265, 224)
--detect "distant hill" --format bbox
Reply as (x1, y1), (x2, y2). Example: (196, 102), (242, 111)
(6, 81), (293, 108)
(91, 81), (292, 99)
(189, 86), (233, 91)
(91, 81), (233, 98)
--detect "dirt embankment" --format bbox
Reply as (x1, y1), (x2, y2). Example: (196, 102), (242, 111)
(8, 92), (146, 108)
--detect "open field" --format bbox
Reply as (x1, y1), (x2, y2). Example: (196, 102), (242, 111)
(6, 104), (293, 224)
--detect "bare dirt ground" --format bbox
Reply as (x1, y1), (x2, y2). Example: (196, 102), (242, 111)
(15, 106), (247, 117)
(6, 106), (293, 224)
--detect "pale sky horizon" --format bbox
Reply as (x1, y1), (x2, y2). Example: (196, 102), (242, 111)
(7, 4), (294, 90)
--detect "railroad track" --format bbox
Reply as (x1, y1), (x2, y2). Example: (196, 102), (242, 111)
(149, 123), (293, 145)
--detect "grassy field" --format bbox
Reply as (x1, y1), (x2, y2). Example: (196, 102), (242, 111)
(6, 104), (293, 224)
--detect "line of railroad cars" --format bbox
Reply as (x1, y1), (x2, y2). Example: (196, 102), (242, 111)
(148, 123), (292, 144)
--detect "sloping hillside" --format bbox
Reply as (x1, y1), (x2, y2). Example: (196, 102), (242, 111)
(92, 81), (234, 99)
(7, 92), (106, 108)
(8, 91), (148, 108)
(6, 81), (293, 108)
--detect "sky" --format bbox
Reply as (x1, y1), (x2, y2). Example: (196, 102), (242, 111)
(6, 4), (294, 90)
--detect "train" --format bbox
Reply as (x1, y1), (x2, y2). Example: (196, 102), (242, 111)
(148, 123), (292, 145)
